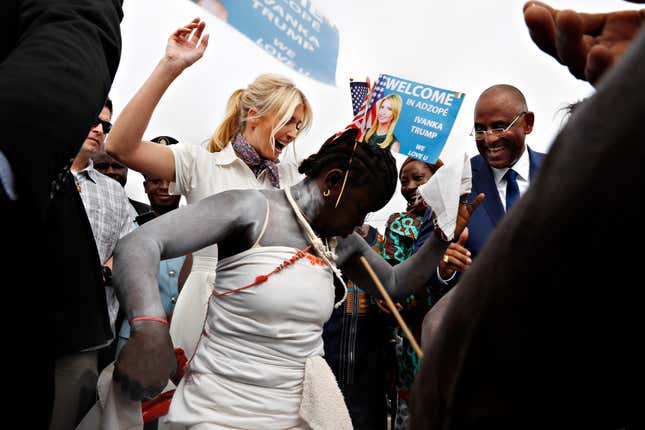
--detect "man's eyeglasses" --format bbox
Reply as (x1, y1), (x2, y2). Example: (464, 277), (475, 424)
(93, 118), (112, 133)
(470, 111), (526, 139)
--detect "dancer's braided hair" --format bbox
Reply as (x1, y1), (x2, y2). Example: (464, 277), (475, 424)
(299, 129), (398, 211)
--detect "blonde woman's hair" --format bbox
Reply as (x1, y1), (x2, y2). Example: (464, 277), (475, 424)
(209, 74), (313, 153)
(364, 93), (402, 149)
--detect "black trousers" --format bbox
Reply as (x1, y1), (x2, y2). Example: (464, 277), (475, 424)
(0, 1), (122, 427)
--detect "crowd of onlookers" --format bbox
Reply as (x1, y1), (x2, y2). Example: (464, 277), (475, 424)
(1, 0), (642, 429)
(323, 81), (546, 430)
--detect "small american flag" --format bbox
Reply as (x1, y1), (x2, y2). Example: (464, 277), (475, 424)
(326, 76), (387, 208)
(368, 75), (386, 114)
(334, 75), (386, 143)
(350, 80), (369, 116)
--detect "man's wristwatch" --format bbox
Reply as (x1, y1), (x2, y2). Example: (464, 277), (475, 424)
(101, 265), (113, 286)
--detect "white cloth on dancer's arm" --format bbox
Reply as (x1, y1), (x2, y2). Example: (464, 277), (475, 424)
(299, 356), (353, 430)
(418, 153), (472, 241)
(75, 362), (143, 430)
(75, 363), (180, 430)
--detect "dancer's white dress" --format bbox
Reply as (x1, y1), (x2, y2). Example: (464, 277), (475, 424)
(167, 241), (345, 429)
(168, 142), (301, 358)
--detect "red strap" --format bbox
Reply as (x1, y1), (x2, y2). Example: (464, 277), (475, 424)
(141, 390), (174, 423)
(171, 348), (188, 386)
(131, 316), (168, 325)
(213, 244), (313, 298)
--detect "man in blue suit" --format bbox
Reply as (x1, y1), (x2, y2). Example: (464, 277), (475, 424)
(414, 84), (545, 287)
(411, 3), (643, 426)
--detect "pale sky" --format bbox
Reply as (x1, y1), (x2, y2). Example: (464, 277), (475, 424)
(112, 0), (641, 231)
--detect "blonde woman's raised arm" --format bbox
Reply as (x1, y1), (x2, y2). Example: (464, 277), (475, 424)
(107, 18), (209, 181)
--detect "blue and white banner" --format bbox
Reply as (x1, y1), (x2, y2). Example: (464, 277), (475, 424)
(194, 0), (339, 84)
(364, 74), (465, 163)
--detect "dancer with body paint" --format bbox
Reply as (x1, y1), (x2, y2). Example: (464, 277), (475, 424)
(107, 18), (314, 359)
(112, 128), (483, 429)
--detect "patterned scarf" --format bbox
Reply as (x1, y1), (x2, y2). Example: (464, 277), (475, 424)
(232, 133), (280, 188)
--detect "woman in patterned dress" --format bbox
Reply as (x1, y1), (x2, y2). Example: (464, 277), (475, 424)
(380, 157), (472, 430)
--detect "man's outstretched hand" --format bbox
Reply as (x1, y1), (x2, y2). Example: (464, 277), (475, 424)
(523, 1), (645, 86)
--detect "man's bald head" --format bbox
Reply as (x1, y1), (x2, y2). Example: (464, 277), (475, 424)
(476, 84), (528, 115)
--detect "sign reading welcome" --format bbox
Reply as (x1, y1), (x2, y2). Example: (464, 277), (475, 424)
(365, 74), (465, 163)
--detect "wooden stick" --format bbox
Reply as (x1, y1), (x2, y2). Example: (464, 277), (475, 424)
(359, 256), (424, 359)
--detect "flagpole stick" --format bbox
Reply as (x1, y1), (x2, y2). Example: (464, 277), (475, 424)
(359, 256), (424, 359)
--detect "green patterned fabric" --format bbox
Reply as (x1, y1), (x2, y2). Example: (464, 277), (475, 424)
(381, 212), (424, 264)
(380, 211), (431, 430)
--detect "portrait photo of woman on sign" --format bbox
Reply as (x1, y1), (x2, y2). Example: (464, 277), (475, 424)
(364, 93), (402, 152)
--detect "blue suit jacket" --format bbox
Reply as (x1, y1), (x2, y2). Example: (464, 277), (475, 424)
(414, 146), (545, 260)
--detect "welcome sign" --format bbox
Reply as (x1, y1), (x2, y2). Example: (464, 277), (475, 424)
(365, 74), (465, 163)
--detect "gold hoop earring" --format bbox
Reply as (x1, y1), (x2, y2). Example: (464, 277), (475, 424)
(323, 189), (331, 197)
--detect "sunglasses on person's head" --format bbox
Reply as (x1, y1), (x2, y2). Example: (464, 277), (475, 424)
(93, 118), (112, 133)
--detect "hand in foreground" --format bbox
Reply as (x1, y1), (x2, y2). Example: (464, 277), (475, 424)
(523, 1), (645, 86)
(438, 228), (471, 279)
(114, 320), (177, 401)
(165, 18), (210, 72)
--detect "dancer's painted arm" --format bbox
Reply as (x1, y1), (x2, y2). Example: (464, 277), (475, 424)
(339, 195), (483, 302)
(112, 189), (264, 401)
(338, 230), (449, 302)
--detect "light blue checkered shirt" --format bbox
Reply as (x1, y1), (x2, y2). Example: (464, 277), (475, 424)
(73, 160), (134, 343)
(72, 160), (134, 263)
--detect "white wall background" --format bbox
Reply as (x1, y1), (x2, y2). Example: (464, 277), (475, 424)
(111, 0), (640, 231)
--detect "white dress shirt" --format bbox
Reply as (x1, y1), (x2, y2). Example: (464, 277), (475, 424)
(437, 146), (533, 283)
(491, 147), (531, 211)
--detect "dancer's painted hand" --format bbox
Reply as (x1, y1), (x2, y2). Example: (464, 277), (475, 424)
(114, 320), (177, 401)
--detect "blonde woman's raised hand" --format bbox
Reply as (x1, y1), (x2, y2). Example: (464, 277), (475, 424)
(165, 18), (210, 72)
